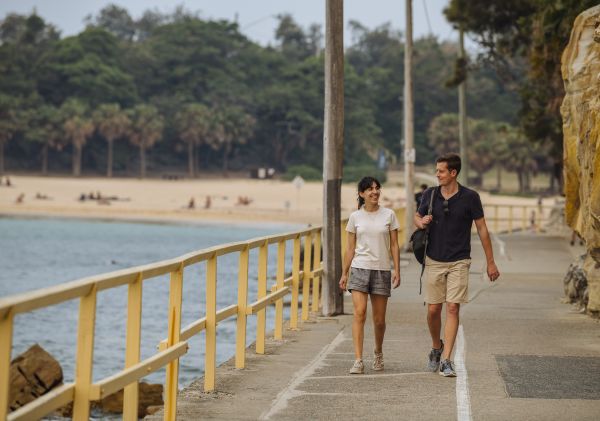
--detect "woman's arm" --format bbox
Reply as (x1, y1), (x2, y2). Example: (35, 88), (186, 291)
(390, 229), (401, 288)
(339, 232), (356, 290)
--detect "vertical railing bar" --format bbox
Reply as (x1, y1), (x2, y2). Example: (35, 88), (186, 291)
(72, 285), (98, 421)
(274, 240), (286, 340)
(204, 254), (217, 391)
(164, 264), (184, 421)
(256, 241), (268, 354)
(509, 206), (513, 234)
(123, 274), (143, 421)
(0, 311), (14, 419)
(301, 233), (312, 321)
(290, 236), (301, 329)
(235, 246), (250, 368)
(312, 230), (322, 313)
(522, 206), (527, 231)
(494, 205), (499, 233)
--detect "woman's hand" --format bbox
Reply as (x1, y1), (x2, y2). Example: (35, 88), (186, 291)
(339, 274), (348, 290)
(392, 272), (401, 289)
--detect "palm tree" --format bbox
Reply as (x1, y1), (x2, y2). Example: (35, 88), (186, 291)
(61, 99), (94, 177)
(94, 103), (131, 177)
(128, 104), (164, 178)
(174, 103), (211, 177)
(212, 106), (255, 176)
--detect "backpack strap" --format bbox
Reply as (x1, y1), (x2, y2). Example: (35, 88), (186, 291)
(419, 187), (437, 295)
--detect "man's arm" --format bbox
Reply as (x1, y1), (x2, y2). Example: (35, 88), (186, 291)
(339, 232), (356, 290)
(474, 217), (500, 282)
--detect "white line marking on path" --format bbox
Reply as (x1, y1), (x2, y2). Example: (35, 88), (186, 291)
(259, 329), (346, 420)
(492, 234), (508, 260)
(455, 325), (472, 421)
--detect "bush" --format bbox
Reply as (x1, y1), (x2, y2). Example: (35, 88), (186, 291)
(281, 165), (322, 181)
(343, 165), (387, 184)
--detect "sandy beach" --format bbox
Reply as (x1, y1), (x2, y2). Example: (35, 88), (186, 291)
(0, 175), (551, 226)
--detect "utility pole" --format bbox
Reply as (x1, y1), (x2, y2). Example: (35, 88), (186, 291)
(403, 0), (415, 250)
(458, 26), (468, 185)
(322, 0), (344, 316)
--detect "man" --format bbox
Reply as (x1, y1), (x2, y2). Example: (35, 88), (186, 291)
(414, 153), (500, 377)
(414, 183), (428, 207)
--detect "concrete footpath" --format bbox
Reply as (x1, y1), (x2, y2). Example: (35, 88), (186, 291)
(147, 233), (600, 420)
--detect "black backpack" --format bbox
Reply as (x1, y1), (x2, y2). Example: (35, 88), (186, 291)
(409, 187), (436, 294)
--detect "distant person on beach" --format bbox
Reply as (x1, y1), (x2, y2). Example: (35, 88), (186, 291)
(339, 176), (401, 374)
(15, 193), (24, 204)
(204, 195), (211, 209)
(188, 197), (195, 209)
(5, 176), (12, 187)
(414, 153), (499, 377)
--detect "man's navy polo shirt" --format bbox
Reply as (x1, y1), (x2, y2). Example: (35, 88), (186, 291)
(417, 184), (484, 262)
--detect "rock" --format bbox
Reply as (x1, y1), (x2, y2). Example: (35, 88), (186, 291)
(9, 344), (63, 411)
(561, 5), (600, 316)
(563, 254), (588, 310)
(96, 381), (163, 417)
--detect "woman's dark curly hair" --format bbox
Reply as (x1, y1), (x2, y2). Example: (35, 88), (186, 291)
(357, 176), (381, 209)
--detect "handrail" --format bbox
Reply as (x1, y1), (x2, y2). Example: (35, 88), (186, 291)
(0, 223), (328, 421)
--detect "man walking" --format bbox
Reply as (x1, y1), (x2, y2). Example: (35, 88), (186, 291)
(414, 153), (500, 377)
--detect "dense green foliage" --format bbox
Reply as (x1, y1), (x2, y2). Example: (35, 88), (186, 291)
(0, 6), (520, 178)
(444, 0), (598, 184)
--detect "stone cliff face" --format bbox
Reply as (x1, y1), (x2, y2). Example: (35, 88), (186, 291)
(561, 5), (600, 315)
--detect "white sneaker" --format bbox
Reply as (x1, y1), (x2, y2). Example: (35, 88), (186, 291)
(349, 359), (364, 374)
(372, 350), (384, 371)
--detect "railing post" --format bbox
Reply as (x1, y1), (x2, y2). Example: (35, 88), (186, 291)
(0, 310), (14, 419)
(312, 230), (322, 313)
(302, 233), (313, 321)
(72, 285), (98, 421)
(522, 206), (527, 231)
(164, 264), (183, 421)
(205, 254), (217, 391)
(290, 236), (301, 329)
(256, 241), (269, 354)
(235, 246), (250, 368)
(494, 205), (499, 233)
(274, 240), (286, 340)
(509, 206), (513, 234)
(123, 274), (143, 421)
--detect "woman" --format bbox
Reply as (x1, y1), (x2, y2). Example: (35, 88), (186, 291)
(339, 176), (401, 374)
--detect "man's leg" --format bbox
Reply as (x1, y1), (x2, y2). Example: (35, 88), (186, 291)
(427, 303), (443, 349)
(441, 303), (460, 360)
(370, 294), (388, 353)
(351, 291), (369, 360)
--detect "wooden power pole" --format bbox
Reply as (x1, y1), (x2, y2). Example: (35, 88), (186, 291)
(458, 26), (469, 185)
(322, 0), (344, 316)
(403, 0), (415, 249)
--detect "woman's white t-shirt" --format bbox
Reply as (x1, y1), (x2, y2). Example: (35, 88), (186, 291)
(345, 206), (400, 271)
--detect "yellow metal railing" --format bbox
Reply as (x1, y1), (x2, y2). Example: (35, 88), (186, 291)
(0, 227), (324, 421)
(482, 204), (554, 234)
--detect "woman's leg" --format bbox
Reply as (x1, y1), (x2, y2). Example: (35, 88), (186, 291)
(370, 294), (388, 353)
(351, 291), (369, 360)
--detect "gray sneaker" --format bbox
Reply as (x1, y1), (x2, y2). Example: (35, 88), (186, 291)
(349, 359), (364, 374)
(372, 350), (384, 371)
(427, 340), (444, 372)
(439, 359), (456, 377)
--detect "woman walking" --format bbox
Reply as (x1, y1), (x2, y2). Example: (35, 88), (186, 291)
(339, 176), (401, 374)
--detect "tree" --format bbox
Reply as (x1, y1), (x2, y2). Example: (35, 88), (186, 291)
(174, 103), (212, 177)
(93, 103), (131, 177)
(128, 104), (164, 178)
(85, 4), (136, 41)
(212, 106), (255, 175)
(61, 99), (94, 177)
(23, 103), (64, 174)
(0, 95), (19, 174)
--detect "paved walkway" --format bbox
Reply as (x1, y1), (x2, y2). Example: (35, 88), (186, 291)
(147, 233), (600, 420)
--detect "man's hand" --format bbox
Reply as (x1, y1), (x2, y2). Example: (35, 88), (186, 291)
(418, 215), (433, 229)
(339, 274), (348, 290)
(392, 272), (401, 289)
(487, 261), (500, 282)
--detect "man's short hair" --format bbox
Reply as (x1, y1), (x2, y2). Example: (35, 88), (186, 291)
(436, 153), (461, 175)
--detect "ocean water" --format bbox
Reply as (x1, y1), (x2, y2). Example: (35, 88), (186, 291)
(0, 217), (303, 387)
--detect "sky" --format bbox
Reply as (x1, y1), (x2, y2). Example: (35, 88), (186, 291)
(0, 0), (463, 46)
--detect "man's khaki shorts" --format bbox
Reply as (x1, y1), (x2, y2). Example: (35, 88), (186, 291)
(424, 257), (472, 304)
